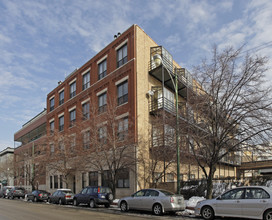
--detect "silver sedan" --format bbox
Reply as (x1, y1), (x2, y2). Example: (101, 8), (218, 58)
(118, 188), (185, 215)
(195, 186), (272, 220)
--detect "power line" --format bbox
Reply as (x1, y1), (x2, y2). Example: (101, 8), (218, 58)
(241, 41), (272, 54)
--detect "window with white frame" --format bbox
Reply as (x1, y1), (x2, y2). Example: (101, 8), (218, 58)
(98, 92), (107, 114)
(50, 97), (55, 111)
(83, 131), (90, 149)
(117, 44), (127, 68)
(59, 90), (64, 105)
(58, 140), (64, 151)
(70, 81), (76, 98)
(118, 117), (128, 141)
(117, 80), (128, 105)
(98, 59), (107, 80)
(50, 144), (55, 155)
(69, 109), (76, 127)
(82, 71), (90, 90)
(98, 126), (107, 144)
(82, 102), (90, 120)
(59, 115), (64, 131)
(50, 121), (54, 134)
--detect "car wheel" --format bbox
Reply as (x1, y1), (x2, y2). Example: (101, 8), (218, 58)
(264, 209), (272, 220)
(105, 203), (110, 208)
(120, 201), (128, 212)
(34, 197), (38, 202)
(59, 199), (62, 205)
(89, 199), (96, 208)
(153, 203), (163, 216)
(73, 199), (78, 206)
(201, 206), (214, 220)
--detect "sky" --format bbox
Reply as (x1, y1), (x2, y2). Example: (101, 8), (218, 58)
(0, 0), (272, 152)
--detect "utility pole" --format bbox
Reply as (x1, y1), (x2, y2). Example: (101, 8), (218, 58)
(175, 69), (181, 194)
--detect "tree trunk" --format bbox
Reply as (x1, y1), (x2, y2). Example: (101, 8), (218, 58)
(206, 165), (216, 199)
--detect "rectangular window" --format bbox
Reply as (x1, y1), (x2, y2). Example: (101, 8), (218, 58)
(117, 169), (130, 188)
(98, 126), (107, 144)
(82, 173), (86, 188)
(98, 59), (107, 80)
(59, 90), (64, 105)
(117, 81), (128, 105)
(50, 176), (53, 189)
(69, 109), (76, 127)
(154, 172), (162, 183)
(83, 131), (90, 149)
(98, 93), (107, 114)
(59, 115), (64, 131)
(54, 175), (58, 189)
(59, 141), (64, 151)
(82, 72), (90, 90)
(82, 102), (90, 120)
(50, 121), (54, 134)
(70, 135), (76, 152)
(102, 170), (110, 187)
(167, 173), (174, 182)
(50, 98), (55, 111)
(60, 175), (63, 189)
(117, 44), (127, 68)
(118, 117), (128, 141)
(70, 81), (76, 98)
(50, 144), (55, 155)
(89, 171), (98, 186)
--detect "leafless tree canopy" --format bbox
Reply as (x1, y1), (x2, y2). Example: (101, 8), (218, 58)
(185, 45), (272, 198)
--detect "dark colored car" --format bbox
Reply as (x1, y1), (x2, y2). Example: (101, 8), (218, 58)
(7, 187), (26, 199)
(0, 186), (13, 198)
(27, 190), (50, 202)
(48, 189), (74, 205)
(73, 186), (113, 208)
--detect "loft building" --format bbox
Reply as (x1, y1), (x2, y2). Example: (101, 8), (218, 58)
(45, 24), (239, 198)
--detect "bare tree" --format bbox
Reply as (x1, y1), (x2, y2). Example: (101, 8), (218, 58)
(14, 142), (47, 190)
(45, 129), (83, 189)
(185, 45), (272, 198)
(138, 112), (177, 188)
(80, 99), (137, 198)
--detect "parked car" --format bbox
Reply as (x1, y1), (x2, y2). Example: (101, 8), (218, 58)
(118, 188), (186, 215)
(48, 189), (74, 205)
(0, 186), (13, 198)
(195, 186), (272, 220)
(73, 186), (113, 208)
(27, 190), (50, 202)
(7, 187), (26, 199)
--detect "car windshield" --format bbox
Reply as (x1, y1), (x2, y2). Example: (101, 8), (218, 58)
(160, 190), (174, 196)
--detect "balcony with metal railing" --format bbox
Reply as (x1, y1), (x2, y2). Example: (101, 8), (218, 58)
(149, 96), (187, 119)
(148, 46), (193, 99)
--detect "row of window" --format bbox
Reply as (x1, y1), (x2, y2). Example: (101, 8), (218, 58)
(49, 80), (128, 132)
(49, 43), (128, 111)
(49, 116), (129, 154)
(49, 169), (129, 190)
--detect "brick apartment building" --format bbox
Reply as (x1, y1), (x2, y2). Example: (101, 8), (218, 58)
(14, 24), (238, 197)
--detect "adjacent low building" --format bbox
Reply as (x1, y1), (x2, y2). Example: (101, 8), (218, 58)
(0, 147), (14, 188)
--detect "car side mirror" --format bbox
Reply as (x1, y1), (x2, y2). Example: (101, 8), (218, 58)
(217, 196), (222, 200)
(131, 194), (134, 197)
